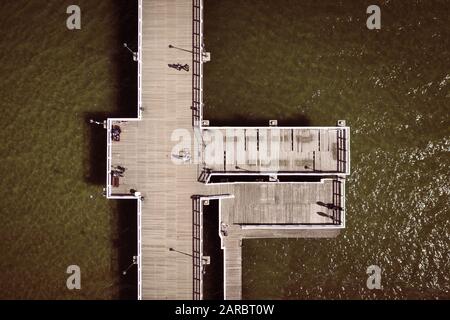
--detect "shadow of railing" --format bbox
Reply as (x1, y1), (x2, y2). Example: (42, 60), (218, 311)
(192, 195), (202, 300)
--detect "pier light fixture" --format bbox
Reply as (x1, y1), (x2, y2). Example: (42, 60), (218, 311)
(123, 43), (138, 62)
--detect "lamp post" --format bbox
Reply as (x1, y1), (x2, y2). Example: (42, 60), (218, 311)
(168, 44), (193, 54)
(89, 119), (106, 128)
(122, 256), (137, 275)
(169, 44), (209, 59)
(123, 43), (138, 61)
(235, 165), (251, 172)
(169, 248), (209, 274)
(169, 247), (192, 257)
(169, 247), (209, 262)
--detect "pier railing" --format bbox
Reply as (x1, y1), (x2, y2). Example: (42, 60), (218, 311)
(192, 0), (203, 127)
(106, 119), (113, 197)
(192, 195), (203, 300)
(337, 128), (347, 173)
(137, 198), (142, 299)
(332, 179), (342, 225)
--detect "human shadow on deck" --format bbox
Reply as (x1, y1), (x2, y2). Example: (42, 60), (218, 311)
(317, 201), (342, 211)
(317, 211), (334, 220)
(205, 113), (311, 127)
(112, 199), (138, 299)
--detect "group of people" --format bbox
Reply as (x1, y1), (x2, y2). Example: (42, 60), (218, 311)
(172, 148), (191, 162)
(111, 165), (126, 177)
(111, 125), (121, 141)
(220, 222), (229, 237)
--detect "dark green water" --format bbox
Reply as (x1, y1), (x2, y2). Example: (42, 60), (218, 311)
(0, 0), (137, 299)
(204, 0), (449, 299)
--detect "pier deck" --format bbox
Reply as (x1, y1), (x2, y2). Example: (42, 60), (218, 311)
(138, 0), (203, 299)
(203, 128), (344, 173)
(217, 181), (339, 225)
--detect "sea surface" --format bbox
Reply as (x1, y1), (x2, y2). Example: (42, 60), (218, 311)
(204, 0), (449, 299)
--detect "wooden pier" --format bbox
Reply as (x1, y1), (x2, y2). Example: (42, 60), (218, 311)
(105, 0), (349, 300)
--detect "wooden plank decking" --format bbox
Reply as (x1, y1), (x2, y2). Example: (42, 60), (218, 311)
(138, 0), (204, 299)
(216, 182), (336, 225)
(203, 128), (341, 172)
